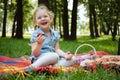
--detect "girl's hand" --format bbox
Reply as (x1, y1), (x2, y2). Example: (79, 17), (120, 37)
(64, 51), (73, 60)
(36, 33), (45, 44)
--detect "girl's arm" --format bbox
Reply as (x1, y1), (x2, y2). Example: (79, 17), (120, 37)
(31, 42), (42, 57)
(55, 42), (73, 60)
(31, 35), (44, 57)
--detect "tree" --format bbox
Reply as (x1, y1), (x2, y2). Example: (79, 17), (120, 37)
(11, 9), (17, 38)
(38, 0), (49, 7)
(62, 0), (69, 40)
(92, 4), (99, 37)
(49, 0), (57, 29)
(10, 0), (34, 38)
(88, 0), (99, 38)
(15, 0), (23, 39)
(89, 3), (94, 38)
(70, 0), (78, 40)
(97, 0), (120, 40)
(2, 0), (8, 37)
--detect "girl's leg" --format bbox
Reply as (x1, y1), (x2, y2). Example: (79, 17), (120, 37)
(54, 57), (75, 67)
(30, 52), (59, 68)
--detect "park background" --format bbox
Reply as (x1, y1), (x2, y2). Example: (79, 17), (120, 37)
(0, 0), (120, 79)
(0, 0), (120, 40)
(0, 0), (120, 55)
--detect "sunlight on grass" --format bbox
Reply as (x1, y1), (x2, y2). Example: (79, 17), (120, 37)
(23, 33), (31, 39)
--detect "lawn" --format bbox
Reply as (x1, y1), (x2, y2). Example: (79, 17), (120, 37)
(0, 35), (120, 80)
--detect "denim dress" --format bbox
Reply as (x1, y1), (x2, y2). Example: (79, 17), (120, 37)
(30, 28), (59, 62)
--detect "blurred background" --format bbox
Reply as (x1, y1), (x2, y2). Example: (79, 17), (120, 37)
(0, 0), (120, 41)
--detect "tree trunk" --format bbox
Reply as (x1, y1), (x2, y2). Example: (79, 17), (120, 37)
(53, 0), (57, 29)
(38, 0), (49, 8)
(92, 4), (99, 37)
(15, 0), (23, 39)
(112, 14), (118, 41)
(104, 18), (110, 35)
(70, 0), (78, 40)
(118, 38), (120, 55)
(89, 4), (94, 38)
(2, 0), (8, 37)
(11, 9), (17, 38)
(59, 12), (63, 38)
(62, 0), (69, 40)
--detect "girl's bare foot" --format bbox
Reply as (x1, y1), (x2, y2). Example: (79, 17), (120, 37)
(65, 53), (73, 60)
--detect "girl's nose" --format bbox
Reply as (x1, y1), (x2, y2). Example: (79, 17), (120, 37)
(41, 17), (45, 20)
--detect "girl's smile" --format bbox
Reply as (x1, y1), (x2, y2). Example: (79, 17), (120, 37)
(41, 22), (48, 25)
(35, 9), (52, 30)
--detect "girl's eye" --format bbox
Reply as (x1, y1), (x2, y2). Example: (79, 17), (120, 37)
(44, 15), (48, 18)
(38, 17), (41, 19)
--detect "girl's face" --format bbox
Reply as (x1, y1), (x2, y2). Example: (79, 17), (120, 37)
(35, 9), (52, 30)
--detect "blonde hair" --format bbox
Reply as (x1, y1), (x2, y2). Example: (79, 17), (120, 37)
(33, 4), (54, 30)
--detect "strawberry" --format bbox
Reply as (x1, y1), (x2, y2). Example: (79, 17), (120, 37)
(37, 33), (42, 37)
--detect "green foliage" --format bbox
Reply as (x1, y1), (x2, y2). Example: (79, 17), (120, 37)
(22, 0), (36, 31)
(0, 0), (36, 36)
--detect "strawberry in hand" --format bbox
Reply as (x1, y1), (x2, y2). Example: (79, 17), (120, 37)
(37, 33), (43, 37)
(36, 33), (44, 44)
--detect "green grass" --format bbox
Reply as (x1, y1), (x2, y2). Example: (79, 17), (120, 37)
(0, 35), (120, 80)
(0, 35), (119, 57)
(1, 67), (120, 80)
(0, 37), (31, 57)
(60, 35), (119, 55)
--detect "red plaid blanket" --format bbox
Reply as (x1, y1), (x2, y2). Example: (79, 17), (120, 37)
(0, 51), (119, 75)
(0, 56), (31, 75)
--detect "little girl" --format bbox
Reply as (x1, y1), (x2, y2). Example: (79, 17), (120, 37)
(29, 4), (73, 68)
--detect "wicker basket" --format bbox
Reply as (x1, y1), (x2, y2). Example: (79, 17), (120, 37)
(74, 44), (96, 56)
(72, 44), (96, 62)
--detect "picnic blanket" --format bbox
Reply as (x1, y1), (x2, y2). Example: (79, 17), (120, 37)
(75, 51), (120, 72)
(0, 55), (31, 75)
(0, 51), (120, 76)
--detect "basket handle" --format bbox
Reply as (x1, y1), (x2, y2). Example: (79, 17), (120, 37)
(74, 44), (96, 56)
